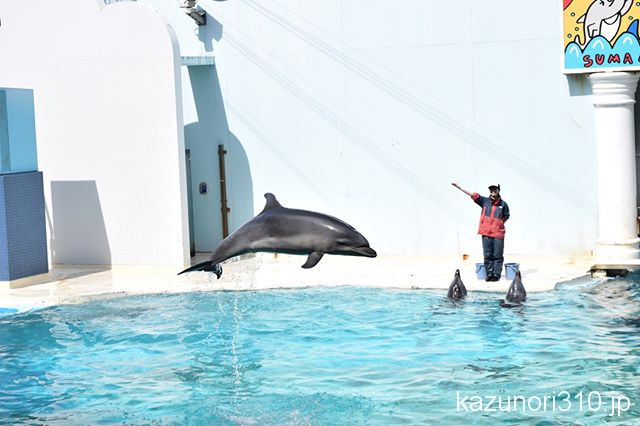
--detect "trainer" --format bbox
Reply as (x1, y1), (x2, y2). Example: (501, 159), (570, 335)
(451, 182), (510, 281)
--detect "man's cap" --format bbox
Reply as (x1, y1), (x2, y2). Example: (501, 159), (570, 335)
(488, 184), (500, 191)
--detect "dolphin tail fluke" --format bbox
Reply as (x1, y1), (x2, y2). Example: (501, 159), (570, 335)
(178, 261), (223, 278)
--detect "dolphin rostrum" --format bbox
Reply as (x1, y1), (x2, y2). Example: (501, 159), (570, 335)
(447, 269), (467, 300)
(504, 271), (527, 305)
(178, 193), (377, 278)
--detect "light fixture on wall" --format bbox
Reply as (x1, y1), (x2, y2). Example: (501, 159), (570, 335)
(180, 0), (207, 26)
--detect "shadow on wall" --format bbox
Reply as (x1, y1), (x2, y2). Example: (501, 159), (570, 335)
(565, 74), (593, 97)
(198, 11), (223, 52)
(49, 181), (111, 266)
(186, 63), (253, 249)
(226, 131), (253, 231)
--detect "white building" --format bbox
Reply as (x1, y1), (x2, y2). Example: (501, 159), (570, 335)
(0, 0), (636, 270)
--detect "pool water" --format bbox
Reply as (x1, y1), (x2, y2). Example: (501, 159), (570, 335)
(1, 276), (639, 425)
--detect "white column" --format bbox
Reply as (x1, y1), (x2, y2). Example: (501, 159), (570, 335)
(588, 72), (640, 261)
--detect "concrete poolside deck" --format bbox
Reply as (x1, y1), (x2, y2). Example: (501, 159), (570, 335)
(0, 254), (602, 312)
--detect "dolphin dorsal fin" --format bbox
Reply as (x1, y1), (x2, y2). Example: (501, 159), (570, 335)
(261, 193), (283, 213)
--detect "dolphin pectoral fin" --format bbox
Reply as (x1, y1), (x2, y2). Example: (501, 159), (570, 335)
(302, 251), (324, 269)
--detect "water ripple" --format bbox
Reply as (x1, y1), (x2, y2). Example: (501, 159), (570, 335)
(0, 279), (639, 424)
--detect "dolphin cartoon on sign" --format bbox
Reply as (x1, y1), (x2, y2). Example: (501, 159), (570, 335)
(575, 0), (633, 48)
(178, 193), (377, 278)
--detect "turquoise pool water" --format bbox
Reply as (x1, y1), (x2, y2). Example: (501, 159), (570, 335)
(1, 276), (639, 425)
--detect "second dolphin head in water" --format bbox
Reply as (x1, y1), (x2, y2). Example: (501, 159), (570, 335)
(178, 193), (376, 278)
(503, 271), (526, 305)
(447, 269), (468, 300)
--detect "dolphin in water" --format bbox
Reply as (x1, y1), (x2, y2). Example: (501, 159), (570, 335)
(178, 193), (377, 277)
(502, 271), (527, 306)
(447, 269), (467, 300)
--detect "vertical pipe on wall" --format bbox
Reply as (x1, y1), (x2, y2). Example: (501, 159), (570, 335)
(218, 144), (230, 238)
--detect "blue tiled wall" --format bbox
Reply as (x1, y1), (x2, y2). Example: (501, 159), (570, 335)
(0, 172), (48, 281)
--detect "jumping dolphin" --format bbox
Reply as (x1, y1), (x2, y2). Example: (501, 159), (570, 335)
(447, 269), (467, 300)
(503, 271), (527, 305)
(575, 0), (633, 48)
(178, 193), (377, 277)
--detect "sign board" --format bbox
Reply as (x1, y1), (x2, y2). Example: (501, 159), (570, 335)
(563, 0), (640, 73)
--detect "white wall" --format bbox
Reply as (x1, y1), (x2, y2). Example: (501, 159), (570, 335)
(0, 0), (601, 266)
(193, 0), (598, 258)
(142, 0), (219, 58)
(0, 0), (190, 267)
